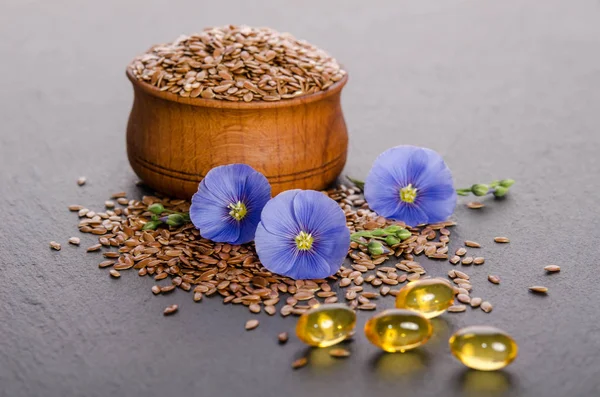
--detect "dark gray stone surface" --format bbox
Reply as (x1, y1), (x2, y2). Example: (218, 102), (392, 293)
(1, 0), (600, 396)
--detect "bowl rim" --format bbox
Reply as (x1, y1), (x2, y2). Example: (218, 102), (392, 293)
(126, 68), (348, 109)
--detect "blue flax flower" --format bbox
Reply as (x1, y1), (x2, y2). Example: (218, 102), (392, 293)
(190, 164), (271, 245)
(255, 190), (350, 279)
(364, 145), (456, 227)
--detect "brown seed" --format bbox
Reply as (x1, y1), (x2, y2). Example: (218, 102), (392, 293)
(454, 270), (470, 280)
(494, 237), (510, 243)
(329, 348), (351, 358)
(68, 237), (80, 245)
(470, 297), (482, 307)
(151, 285), (161, 295)
(465, 240), (481, 248)
(193, 292), (203, 302)
(358, 303), (377, 310)
(447, 270), (456, 278)
(265, 305), (276, 316)
(448, 305), (466, 313)
(245, 319), (259, 330)
(467, 201), (485, 209)
(529, 286), (548, 293)
(87, 244), (102, 252)
(449, 255), (460, 264)
(77, 177), (87, 186)
(160, 285), (176, 293)
(249, 303), (261, 313)
(291, 357), (308, 369)
(488, 275), (500, 284)
(481, 301), (493, 313)
(462, 256), (474, 265)
(98, 260), (114, 268)
(456, 294), (471, 304)
(473, 257), (485, 265)
(69, 205), (84, 211)
(544, 265), (561, 273)
(278, 332), (289, 344)
(163, 304), (178, 315)
(49, 241), (61, 251)
(111, 192), (127, 198)
(109, 269), (121, 278)
(455, 247), (467, 256)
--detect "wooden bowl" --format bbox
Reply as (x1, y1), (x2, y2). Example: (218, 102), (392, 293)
(126, 69), (349, 199)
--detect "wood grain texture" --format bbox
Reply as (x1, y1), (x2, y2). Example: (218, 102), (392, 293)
(126, 70), (348, 198)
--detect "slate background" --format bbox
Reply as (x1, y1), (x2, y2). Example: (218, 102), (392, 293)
(1, 0), (600, 396)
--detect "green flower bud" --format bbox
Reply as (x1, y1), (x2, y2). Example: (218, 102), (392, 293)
(166, 213), (186, 226)
(493, 186), (509, 197)
(384, 225), (403, 233)
(367, 241), (388, 256)
(142, 220), (162, 230)
(370, 229), (386, 237)
(148, 203), (165, 215)
(471, 184), (489, 196)
(396, 228), (412, 240)
(385, 236), (400, 246)
(499, 179), (515, 188)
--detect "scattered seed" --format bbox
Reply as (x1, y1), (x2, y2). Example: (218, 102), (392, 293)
(278, 332), (289, 344)
(87, 244), (102, 252)
(49, 241), (61, 251)
(455, 270), (470, 280)
(151, 285), (161, 295)
(529, 286), (548, 293)
(465, 241), (481, 248)
(329, 348), (351, 358)
(291, 357), (308, 369)
(473, 257), (485, 265)
(109, 269), (121, 278)
(462, 256), (474, 265)
(457, 294), (471, 304)
(68, 205), (83, 211)
(449, 255), (460, 264)
(104, 200), (115, 208)
(488, 275), (500, 284)
(481, 301), (493, 313)
(163, 304), (178, 315)
(544, 265), (561, 273)
(467, 202), (484, 209)
(455, 247), (467, 256)
(245, 319), (259, 330)
(470, 297), (482, 307)
(77, 177), (87, 186)
(494, 237), (510, 243)
(448, 305), (466, 313)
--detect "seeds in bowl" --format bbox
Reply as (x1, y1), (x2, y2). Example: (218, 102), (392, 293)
(129, 25), (346, 102)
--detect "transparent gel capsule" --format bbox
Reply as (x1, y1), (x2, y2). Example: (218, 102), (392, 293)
(296, 304), (356, 347)
(449, 326), (518, 371)
(364, 309), (433, 352)
(395, 278), (454, 318)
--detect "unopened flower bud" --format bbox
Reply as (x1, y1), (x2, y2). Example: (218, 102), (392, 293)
(367, 241), (388, 256)
(385, 236), (400, 246)
(370, 229), (386, 237)
(148, 203), (165, 215)
(166, 213), (185, 226)
(471, 184), (489, 196)
(499, 179), (515, 188)
(384, 225), (403, 233)
(142, 220), (162, 230)
(396, 228), (412, 240)
(493, 186), (509, 197)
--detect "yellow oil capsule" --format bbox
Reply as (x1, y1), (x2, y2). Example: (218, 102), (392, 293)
(449, 326), (518, 371)
(295, 304), (356, 347)
(395, 278), (455, 318)
(364, 309), (433, 352)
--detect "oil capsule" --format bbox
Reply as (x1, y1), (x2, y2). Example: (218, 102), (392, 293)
(364, 309), (433, 352)
(395, 278), (455, 318)
(449, 326), (518, 371)
(296, 303), (356, 347)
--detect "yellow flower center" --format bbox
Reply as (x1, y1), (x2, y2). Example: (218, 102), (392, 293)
(228, 201), (247, 221)
(295, 231), (314, 251)
(400, 184), (418, 203)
